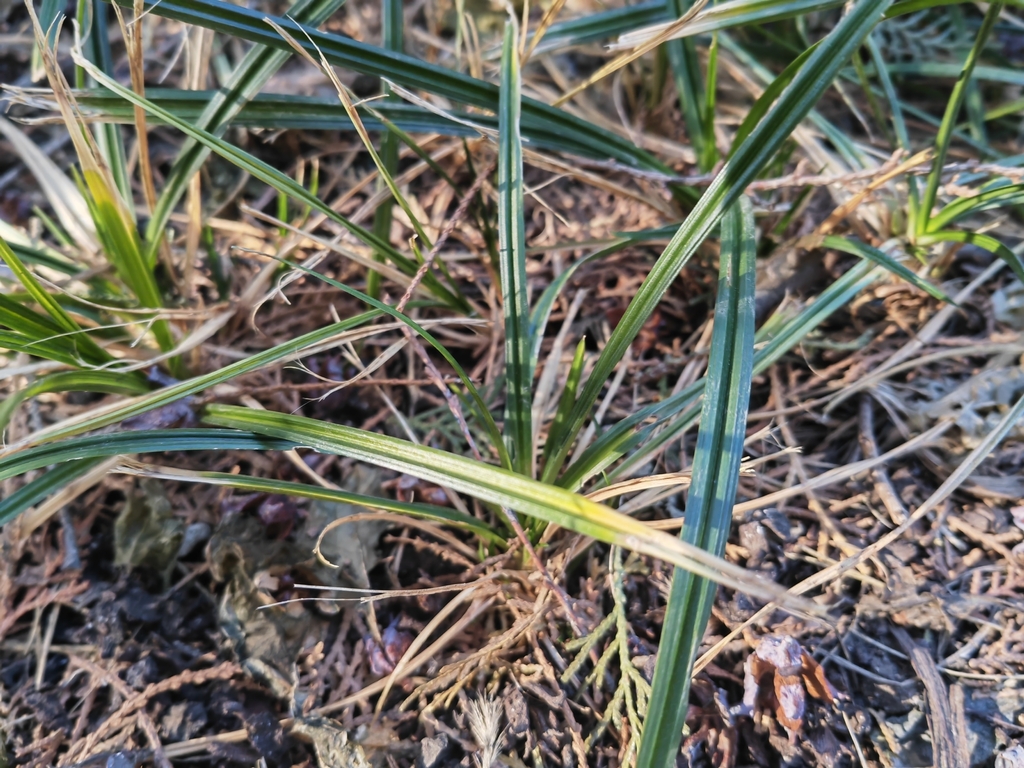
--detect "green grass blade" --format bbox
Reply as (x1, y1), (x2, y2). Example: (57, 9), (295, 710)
(541, 0), (893, 483)
(0, 228), (80, 276)
(78, 0), (134, 208)
(865, 33), (918, 229)
(145, 0), (346, 253)
(72, 53), (467, 311)
(519, 0), (1017, 57)
(0, 370), (151, 433)
(700, 32), (720, 171)
(871, 62), (1024, 87)
(637, 198), (757, 768)
(916, 2), (1003, 235)
(728, 42), (819, 157)
(926, 183), (1024, 232)
(664, 0), (707, 168)
(103, 0), (669, 172)
(66, 89), (644, 159)
(368, 0), (403, 299)
(0, 295), (116, 370)
(116, 466), (505, 545)
(820, 235), (953, 302)
(541, 337), (587, 471)
(918, 230), (1024, 283)
(0, 429), (298, 482)
(0, 236), (113, 364)
(0, 459), (107, 527)
(722, 33), (865, 169)
(75, 168), (177, 358)
(498, 24), (532, 476)
(200, 404), (821, 612)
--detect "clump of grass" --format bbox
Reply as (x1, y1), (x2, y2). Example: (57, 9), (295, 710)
(2, 0), (1024, 763)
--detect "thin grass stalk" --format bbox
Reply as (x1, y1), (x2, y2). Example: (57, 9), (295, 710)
(865, 33), (918, 231)
(916, 2), (1003, 235)
(498, 23), (532, 476)
(664, 0), (708, 169)
(636, 198), (756, 768)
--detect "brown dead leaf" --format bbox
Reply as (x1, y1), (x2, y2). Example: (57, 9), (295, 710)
(737, 635), (839, 737)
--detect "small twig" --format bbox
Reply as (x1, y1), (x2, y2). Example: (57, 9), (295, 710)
(858, 395), (909, 525)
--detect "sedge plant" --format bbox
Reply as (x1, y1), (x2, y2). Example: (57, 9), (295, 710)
(2, 0), (1024, 764)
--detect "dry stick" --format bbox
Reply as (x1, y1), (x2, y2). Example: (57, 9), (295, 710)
(814, 149), (934, 237)
(892, 628), (969, 768)
(858, 395), (909, 525)
(695, 391), (1024, 676)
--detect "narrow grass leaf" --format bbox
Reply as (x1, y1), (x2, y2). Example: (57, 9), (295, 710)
(865, 33), (918, 229)
(636, 199), (757, 768)
(498, 24), (532, 476)
(79, 0), (133, 207)
(926, 184), (1024, 233)
(663, 0), (708, 167)
(918, 230), (1024, 283)
(0, 236), (113, 364)
(0, 429), (298, 482)
(0, 459), (107, 527)
(63, 89), (640, 159)
(820, 235), (953, 302)
(916, 2), (1003, 234)
(541, 337), (587, 471)
(104, 0), (669, 172)
(729, 42), (819, 156)
(368, 0), (404, 299)
(72, 52), (465, 310)
(0, 370), (150, 433)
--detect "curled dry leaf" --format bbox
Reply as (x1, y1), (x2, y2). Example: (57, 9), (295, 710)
(735, 635), (839, 737)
